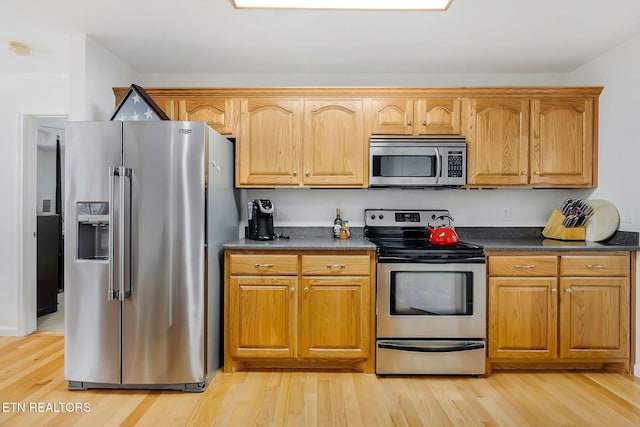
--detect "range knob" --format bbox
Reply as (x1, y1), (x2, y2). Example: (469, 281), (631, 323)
(378, 214), (384, 219)
(370, 214), (376, 220)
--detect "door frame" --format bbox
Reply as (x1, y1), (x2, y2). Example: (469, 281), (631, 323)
(18, 113), (67, 336)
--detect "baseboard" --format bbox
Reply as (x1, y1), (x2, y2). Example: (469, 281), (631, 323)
(0, 326), (20, 337)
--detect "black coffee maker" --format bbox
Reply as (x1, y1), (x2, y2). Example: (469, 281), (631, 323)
(247, 199), (275, 241)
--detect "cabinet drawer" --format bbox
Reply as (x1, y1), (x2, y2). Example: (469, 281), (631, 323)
(301, 255), (370, 276)
(560, 255), (629, 277)
(229, 254), (298, 275)
(489, 256), (557, 276)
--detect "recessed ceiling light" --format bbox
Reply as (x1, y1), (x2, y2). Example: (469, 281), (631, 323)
(230, 0), (452, 11)
(8, 41), (31, 56)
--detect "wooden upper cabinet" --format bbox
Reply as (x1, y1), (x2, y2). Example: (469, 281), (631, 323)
(149, 96), (178, 120)
(416, 98), (461, 134)
(179, 98), (236, 136)
(302, 100), (366, 186)
(370, 99), (414, 134)
(370, 98), (461, 135)
(236, 98), (302, 187)
(530, 98), (594, 187)
(465, 98), (530, 186)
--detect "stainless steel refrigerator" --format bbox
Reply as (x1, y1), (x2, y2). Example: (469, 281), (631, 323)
(64, 121), (238, 391)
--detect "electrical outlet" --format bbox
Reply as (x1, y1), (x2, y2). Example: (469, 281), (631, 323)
(502, 208), (512, 222)
(620, 206), (634, 224)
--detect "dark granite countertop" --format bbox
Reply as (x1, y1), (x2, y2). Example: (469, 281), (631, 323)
(223, 237), (376, 251)
(456, 227), (640, 252)
(223, 226), (639, 252)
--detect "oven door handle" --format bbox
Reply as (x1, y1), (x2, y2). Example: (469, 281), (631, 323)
(378, 341), (484, 353)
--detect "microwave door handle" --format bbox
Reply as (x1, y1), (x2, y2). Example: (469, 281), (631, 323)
(434, 147), (442, 184)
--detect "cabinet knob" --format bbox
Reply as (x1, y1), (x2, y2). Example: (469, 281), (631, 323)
(305, 170), (310, 176)
(290, 287), (295, 293)
(407, 120), (413, 126)
(534, 171), (540, 175)
(551, 288), (557, 293)
(292, 170), (297, 176)
(521, 171), (527, 176)
(422, 120), (427, 126)
(565, 288), (572, 293)
(304, 287), (309, 293)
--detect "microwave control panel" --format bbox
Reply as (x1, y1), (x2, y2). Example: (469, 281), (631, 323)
(447, 152), (464, 178)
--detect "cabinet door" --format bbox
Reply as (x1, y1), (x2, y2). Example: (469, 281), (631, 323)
(531, 98), (594, 187)
(302, 100), (365, 186)
(299, 277), (369, 359)
(229, 276), (297, 358)
(180, 98), (236, 136)
(488, 277), (557, 359)
(150, 96), (178, 120)
(237, 98), (302, 186)
(559, 277), (630, 359)
(416, 98), (461, 135)
(465, 98), (530, 186)
(370, 99), (414, 134)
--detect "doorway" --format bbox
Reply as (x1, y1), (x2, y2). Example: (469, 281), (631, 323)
(31, 116), (67, 333)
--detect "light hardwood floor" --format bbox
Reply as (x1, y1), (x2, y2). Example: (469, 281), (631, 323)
(1, 333), (640, 426)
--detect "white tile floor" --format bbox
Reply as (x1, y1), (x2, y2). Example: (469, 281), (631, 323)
(37, 292), (64, 332)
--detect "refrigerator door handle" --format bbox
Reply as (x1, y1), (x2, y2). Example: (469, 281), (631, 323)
(107, 166), (118, 301)
(118, 166), (133, 302)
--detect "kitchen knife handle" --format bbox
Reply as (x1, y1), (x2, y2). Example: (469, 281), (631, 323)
(108, 166), (116, 301)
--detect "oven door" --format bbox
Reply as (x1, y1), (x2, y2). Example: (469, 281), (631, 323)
(369, 144), (441, 187)
(377, 262), (486, 339)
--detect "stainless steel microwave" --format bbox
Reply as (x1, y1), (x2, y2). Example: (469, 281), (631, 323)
(369, 136), (466, 187)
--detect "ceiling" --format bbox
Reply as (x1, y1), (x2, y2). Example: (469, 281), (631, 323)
(2, 0), (640, 75)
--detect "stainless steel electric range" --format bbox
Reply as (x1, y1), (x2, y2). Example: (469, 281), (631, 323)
(365, 209), (486, 376)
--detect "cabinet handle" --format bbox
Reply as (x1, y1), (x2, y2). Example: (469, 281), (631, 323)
(304, 287), (309, 293)
(565, 288), (572, 293)
(515, 265), (534, 269)
(254, 263), (274, 268)
(326, 264), (346, 269)
(290, 287), (295, 293)
(586, 264), (607, 269)
(292, 170), (297, 176)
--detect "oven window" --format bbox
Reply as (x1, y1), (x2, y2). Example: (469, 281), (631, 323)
(372, 155), (436, 177)
(390, 271), (473, 315)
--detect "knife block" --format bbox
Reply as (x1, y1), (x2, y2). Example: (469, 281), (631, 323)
(542, 209), (586, 241)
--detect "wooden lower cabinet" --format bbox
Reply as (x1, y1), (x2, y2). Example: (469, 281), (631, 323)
(224, 250), (376, 372)
(487, 252), (634, 373)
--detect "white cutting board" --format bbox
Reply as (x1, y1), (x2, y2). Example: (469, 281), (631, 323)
(585, 199), (619, 242)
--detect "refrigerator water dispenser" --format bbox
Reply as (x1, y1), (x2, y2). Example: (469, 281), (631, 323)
(77, 202), (109, 260)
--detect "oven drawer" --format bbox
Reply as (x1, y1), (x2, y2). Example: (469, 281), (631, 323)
(376, 340), (486, 375)
(301, 255), (370, 276)
(560, 255), (629, 277)
(229, 254), (298, 275)
(489, 255), (557, 276)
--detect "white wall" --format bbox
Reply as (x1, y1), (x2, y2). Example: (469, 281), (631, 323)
(0, 73), (68, 335)
(568, 34), (640, 377)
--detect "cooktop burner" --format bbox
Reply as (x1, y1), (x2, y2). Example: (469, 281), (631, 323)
(364, 209), (485, 263)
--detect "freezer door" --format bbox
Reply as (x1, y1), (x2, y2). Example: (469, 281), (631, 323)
(64, 121), (122, 384)
(121, 121), (206, 385)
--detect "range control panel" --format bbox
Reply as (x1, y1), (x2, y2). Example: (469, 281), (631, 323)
(364, 209), (453, 229)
